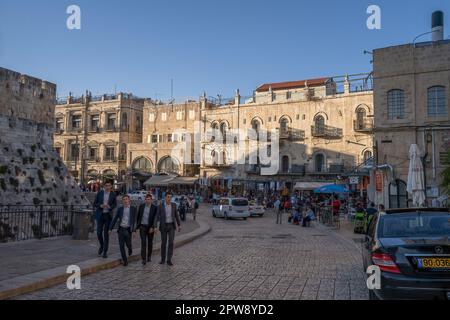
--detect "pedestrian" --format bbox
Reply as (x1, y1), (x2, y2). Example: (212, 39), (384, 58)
(274, 198), (282, 224)
(154, 192), (181, 266)
(331, 194), (341, 217)
(378, 204), (386, 215)
(109, 195), (137, 266)
(302, 206), (315, 227)
(93, 181), (117, 259)
(179, 197), (187, 221)
(136, 194), (158, 265)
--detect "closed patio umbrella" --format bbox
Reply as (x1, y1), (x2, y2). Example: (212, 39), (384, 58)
(407, 144), (426, 207)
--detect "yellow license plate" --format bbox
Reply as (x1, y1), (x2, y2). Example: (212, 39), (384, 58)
(418, 258), (450, 269)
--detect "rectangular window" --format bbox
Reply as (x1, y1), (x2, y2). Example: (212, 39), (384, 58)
(90, 115), (100, 131)
(286, 91), (292, 100)
(168, 134), (172, 142)
(151, 135), (158, 143)
(176, 111), (183, 120)
(387, 90), (405, 120)
(428, 86), (447, 117)
(268, 117), (271, 122)
(173, 134), (178, 142)
(56, 118), (64, 131)
(136, 115), (142, 132)
(105, 147), (115, 160)
(89, 148), (98, 159)
(70, 143), (79, 160)
(161, 113), (167, 121)
(149, 113), (155, 122)
(107, 114), (116, 130)
(71, 115), (82, 130)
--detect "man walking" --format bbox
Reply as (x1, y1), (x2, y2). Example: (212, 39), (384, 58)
(274, 198), (282, 224)
(154, 192), (181, 266)
(93, 181), (117, 258)
(109, 195), (137, 266)
(136, 194), (158, 265)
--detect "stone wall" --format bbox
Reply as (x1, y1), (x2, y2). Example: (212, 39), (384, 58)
(0, 68), (88, 206)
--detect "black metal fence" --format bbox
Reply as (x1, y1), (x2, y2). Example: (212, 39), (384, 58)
(0, 205), (92, 243)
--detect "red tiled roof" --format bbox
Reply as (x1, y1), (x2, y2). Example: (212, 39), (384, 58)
(256, 77), (329, 92)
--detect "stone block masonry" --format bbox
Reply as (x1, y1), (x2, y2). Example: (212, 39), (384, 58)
(0, 67), (88, 206)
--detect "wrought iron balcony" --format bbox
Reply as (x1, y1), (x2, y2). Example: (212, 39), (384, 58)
(278, 127), (305, 141)
(311, 125), (343, 138)
(353, 119), (374, 132)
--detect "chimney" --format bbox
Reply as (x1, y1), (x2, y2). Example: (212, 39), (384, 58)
(432, 11), (444, 42)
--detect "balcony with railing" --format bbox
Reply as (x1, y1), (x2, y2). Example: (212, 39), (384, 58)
(103, 156), (116, 162)
(353, 119), (374, 133)
(311, 125), (343, 139)
(279, 127), (305, 141)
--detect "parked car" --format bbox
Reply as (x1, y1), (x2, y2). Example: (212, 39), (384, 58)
(212, 198), (250, 220)
(128, 190), (148, 201)
(249, 200), (265, 217)
(362, 208), (450, 300)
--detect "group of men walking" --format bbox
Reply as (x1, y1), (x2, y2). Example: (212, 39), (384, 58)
(93, 181), (182, 267)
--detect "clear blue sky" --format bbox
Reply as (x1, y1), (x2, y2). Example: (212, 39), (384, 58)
(0, 0), (449, 100)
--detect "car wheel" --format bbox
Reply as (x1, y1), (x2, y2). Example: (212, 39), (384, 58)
(259, 214), (263, 217)
(243, 217), (247, 220)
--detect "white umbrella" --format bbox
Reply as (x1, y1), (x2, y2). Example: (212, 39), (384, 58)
(407, 144), (426, 207)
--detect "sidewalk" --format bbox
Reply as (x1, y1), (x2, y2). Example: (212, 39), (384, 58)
(0, 212), (211, 300)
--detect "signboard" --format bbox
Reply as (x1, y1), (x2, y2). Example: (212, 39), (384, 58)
(349, 176), (359, 185)
(426, 186), (439, 198)
(375, 173), (383, 192)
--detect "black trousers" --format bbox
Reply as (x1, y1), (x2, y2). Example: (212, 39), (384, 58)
(97, 213), (112, 254)
(139, 225), (154, 261)
(160, 223), (175, 263)
(118, 227), (132, 263)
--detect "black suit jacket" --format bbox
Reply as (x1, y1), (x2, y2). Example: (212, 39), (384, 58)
(136, 203), (158, 229)
(93, 190), (117, 219)
(155, 202), (181, 231)
(109, 206), (137, 232)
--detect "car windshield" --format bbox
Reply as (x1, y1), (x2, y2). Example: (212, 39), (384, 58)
(232, 199), (248, 206)
(378, 212), (450, 238)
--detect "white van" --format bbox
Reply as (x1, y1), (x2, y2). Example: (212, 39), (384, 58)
(212, 198), (250, 220)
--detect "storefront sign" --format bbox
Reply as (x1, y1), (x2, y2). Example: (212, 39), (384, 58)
(349, 176), (359, 185)
(375, 173), (383, 192)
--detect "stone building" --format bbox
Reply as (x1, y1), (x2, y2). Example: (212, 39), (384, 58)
(127, 99), (203, 190)
(199, 74), (374, 195)
(0, 67), (87, 206)
(54, 92), (144, 187)
(123, 73), (374, 195)
(372, 38), (450, 208)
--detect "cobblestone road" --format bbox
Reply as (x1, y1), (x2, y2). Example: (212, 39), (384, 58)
(17, 208), (368, 300)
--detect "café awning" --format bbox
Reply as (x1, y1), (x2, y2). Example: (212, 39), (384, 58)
(144, 174), (176, 187)
(293, 182), (330, 191)
(169, 177), (199, 185)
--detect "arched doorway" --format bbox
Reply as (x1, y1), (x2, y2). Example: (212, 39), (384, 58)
(281, 155), (290, 173)
(158, 156), (180, 175)
(389, 179), (408, 209)
(315, 154), (325, 172)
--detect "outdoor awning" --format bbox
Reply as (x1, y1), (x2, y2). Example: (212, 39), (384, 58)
(169, 177), (199, 185)
(144, 175), (176, 187)
(293, 182), (330, 191)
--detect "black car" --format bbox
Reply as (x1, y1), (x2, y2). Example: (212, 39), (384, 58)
(362, 208), (450, 300)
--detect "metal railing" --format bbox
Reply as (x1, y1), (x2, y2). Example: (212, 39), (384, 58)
(279, 127), (306, 141)
(311, 125), (343, 138)
(0, 205), (92, 242)
(315, 205), (340, 229)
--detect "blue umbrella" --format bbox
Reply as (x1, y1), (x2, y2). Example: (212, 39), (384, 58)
(313, 184), (349, 194)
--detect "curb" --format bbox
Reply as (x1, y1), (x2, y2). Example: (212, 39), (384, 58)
(0, 218), (211, 300)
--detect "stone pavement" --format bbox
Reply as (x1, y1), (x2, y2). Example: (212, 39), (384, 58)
(16, 207), (369, 300)
(0, 212), (206, 299)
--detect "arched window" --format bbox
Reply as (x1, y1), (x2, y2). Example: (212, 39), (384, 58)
(211, 150), (218, 165)
(280, 118), (289, 133)
(315, 154), (325, 172)
(281, 155), (290, 173)
(158, 156), (180, 174)
(251, 119), (261, 132)
(387, 89), (405, 120)
(132, 157), (152, 174)
(211, 123), (219, 141)
(427, 86), (446, 117)
(222, 151), (227, 165)
(220, 123), (228, 143)
(356, 107), (367, 130)
(363, 150), (373, 164)
(121, 113), (128, 130)
(315, 116), (325, 135)
(389, 179), (408, 209)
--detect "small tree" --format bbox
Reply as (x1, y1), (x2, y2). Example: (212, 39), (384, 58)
(441, 151), (450, 196)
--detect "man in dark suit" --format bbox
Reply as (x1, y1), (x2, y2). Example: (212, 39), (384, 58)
(109, 195), (137, 266)
(154, 192), (181, 266)
(136, 193), (158, 265)
(93, 181), (117, 258)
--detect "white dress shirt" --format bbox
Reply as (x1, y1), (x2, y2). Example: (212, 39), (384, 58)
(103, 191), (110, 213)
(164, 203), (173, 223)
(120, 207), (131, 228)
